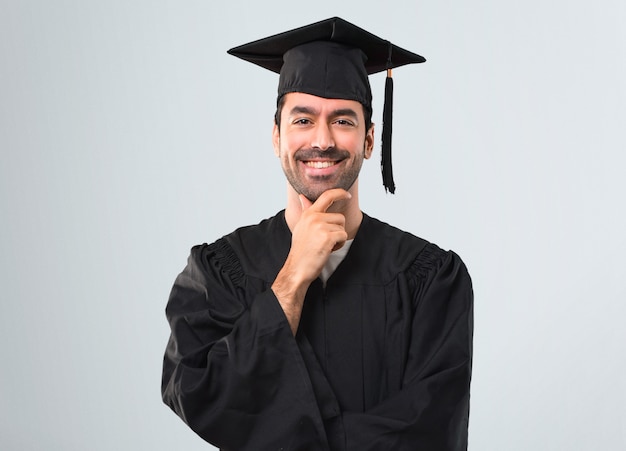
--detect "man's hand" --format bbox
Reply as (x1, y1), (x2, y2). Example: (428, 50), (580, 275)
(289, 189), (351, 282)
(272, 189), (351, 335)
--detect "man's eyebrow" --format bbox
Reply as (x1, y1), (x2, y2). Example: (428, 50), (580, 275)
(287, 106), (359, 120)
(288, 106), (319, 116)
(330, 108), (359, 120)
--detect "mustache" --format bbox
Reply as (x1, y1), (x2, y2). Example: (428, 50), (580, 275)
(294, 148), (351, 161)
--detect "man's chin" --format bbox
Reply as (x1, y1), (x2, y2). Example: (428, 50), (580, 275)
(287, 173), (358, 202)
(299, 184), (354, 203)
(291, 180), (333, 203)
(299, 190), (324, 203)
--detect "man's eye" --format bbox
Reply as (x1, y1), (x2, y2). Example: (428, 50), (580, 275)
(334, 119), (354, 126)
(293, 118), (311, 125)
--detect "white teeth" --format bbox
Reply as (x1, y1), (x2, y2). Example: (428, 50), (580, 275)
(305, 161), (336, 168)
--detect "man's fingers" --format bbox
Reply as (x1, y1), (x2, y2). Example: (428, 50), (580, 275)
(308, 189), (352, 213)
(331, 230), (348, 252)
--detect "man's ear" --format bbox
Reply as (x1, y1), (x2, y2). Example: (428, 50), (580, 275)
(364, 123), (375, 159)
(272, 122), (280, 157)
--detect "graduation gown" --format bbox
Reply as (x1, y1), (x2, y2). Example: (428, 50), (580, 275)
(162, 211), (473, 451)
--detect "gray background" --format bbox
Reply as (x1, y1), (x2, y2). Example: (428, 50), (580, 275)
(1, 0), (625, 450)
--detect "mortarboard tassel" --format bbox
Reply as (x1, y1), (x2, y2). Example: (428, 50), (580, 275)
(381, 67), (395, 194)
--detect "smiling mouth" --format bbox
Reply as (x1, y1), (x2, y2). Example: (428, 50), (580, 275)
(304, 160), (339, 169)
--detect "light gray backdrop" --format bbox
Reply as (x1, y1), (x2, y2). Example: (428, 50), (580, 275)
(1, 1), (625, 450)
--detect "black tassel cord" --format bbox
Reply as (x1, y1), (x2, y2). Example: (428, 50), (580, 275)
(381, 69), (395, 193)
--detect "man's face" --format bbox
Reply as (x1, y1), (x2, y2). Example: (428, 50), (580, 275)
(272, 92), (374, 202)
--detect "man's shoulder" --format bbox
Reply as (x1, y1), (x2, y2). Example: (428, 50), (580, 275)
(361, 213), (432, 255)
(196, 211), (289, 282)
(224, 210), (288, 248)
(359, 214), (462, 281)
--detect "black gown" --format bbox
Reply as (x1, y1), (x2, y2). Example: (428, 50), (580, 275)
(162, 211), (473, 451)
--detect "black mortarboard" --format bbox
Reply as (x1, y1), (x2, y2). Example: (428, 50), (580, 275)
(228, 17), (425, 193)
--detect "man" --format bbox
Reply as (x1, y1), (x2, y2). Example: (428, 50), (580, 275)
(162, 17), (473, 451)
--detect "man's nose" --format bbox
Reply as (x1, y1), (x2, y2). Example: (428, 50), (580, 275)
(311, 123), (335, 150)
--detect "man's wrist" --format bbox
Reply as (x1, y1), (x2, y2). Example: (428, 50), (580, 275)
(271, 267), (310, 335)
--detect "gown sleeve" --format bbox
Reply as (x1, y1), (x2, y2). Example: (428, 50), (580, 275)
(340, 246), (473, 451)
(161, 240), (330, 450)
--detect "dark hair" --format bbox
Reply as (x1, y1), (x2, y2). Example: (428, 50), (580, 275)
(274, 95), (373, 133)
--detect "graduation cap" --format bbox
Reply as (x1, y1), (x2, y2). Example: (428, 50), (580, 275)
(228, 17), (425, 193)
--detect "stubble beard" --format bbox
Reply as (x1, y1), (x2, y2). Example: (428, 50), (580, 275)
(282, 146), (365, 202)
